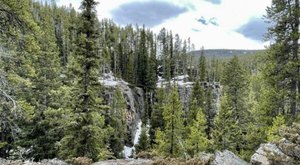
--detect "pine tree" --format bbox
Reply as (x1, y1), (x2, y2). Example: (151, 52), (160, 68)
(145, 33), (157, 92)
(0, 0), (37, 158)
(222, 56), (248, 123)
(213, 95), (237, 151)
(150, 88), (166, 144)
(204, 87), (214, 139)
(187, 80), (205, 125)
(173, 34), (181, 76)
(135, 127), (150, 154)
(59, 0), (109, 161)
(159, 87), (185, 157)
(108, 88), (127, 158)
(137, 26), (148, 88)
(267, 114), (285, 142)
(198, 47), (206, 82)
(264, 0), (299, 117)
(213, 56), (250, 156)
(158, 28), (171, 81)
(186, 110), (209, 157)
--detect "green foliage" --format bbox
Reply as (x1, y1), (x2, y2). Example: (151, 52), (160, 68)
(198, 47), (206, 81)
(145, 33), (157, 91)
(264, 0), (299, 117)
(156, 87), (185, 157)
(221, 56), (249, 126)
(150, 88), (166, 144)
(186, 110), (210, 157)
(267, 114), (285, 142)
(187, 80), (205, 125)
(107, 88), (127, 158)
(1, 0), (296, 162)
(59, 0), (110, 161)
(213, 56), (252, 157)
(135, 127), (150, 154)
(213, 95), (237, 151)
(154, 128), (167, 156)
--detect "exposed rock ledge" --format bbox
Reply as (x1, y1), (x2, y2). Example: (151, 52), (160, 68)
(250, 138), (300, 165)
(212, 150), (248, 165)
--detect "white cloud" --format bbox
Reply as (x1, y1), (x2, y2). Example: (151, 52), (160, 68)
(57, 0), (272, 49)
(151, 0), (272, 49)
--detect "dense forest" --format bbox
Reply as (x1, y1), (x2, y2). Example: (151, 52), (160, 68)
(0, 0), (300, 164)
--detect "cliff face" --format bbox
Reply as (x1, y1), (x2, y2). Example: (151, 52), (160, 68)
(157, 75), (221, 117)
(100, 72), (145, 146)
(100, 73), (222, 154)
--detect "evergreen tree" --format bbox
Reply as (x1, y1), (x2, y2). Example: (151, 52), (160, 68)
(198, 47), (206, 82)
(59, 0), (109, 161)
(108, 88), (127, 158)
(204, 87), (214, 139)
(135, 127), (150, 154)
(187, 80), (205, 125)
(267, 114), (285, 142)
(157, 87), (185, 157)
(181, 40), (188, 76)
(213, 95), (237, 151)
(222, 56), (248, 123)
(186, 110), (209, 157)
(214, 56), (250, 156)
(264, 0), (299, 117)
(158, 28), (171, 81)
(150, 88), (166, 144)
(173, 34), (182, 76)
(145, 33), (157, 92)
(137, 26), (148, 88)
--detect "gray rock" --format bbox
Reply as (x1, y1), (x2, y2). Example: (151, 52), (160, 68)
(250, 142), (293, 165)
(212, 150), (248, 165)
(0, 158), (69, 165)
(40, 158), (70, 165)
(101, 77), (145, 146)
(93, 158), (153, 165)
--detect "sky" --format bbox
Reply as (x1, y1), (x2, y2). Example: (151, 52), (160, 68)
(56, 0), (272, 50)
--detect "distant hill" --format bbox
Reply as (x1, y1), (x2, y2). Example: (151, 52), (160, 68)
(190, 49), (264, 58)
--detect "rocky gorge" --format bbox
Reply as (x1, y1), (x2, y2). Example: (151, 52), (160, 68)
(2, 73), (295, 165)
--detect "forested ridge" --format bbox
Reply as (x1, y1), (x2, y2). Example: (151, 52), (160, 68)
(0, 0), (300, 164)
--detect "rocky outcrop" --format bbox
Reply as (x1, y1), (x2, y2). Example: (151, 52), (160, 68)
(99, 72), (145, 146)
(212, 150), (248, 165)
(251, 142), (292, 165)
(157, 75), (221, 114)
(250, 139), (300, 165)
(251, 123), (300, 165)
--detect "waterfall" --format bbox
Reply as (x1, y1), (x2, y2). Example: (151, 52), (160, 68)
(123, 120), (142, 159)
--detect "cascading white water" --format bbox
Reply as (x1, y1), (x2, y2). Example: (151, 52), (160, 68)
(123, 120), (142, 159)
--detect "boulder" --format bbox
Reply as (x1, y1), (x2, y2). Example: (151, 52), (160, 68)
(212, 150), (248, 165)
(250, 142), (293, 165)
